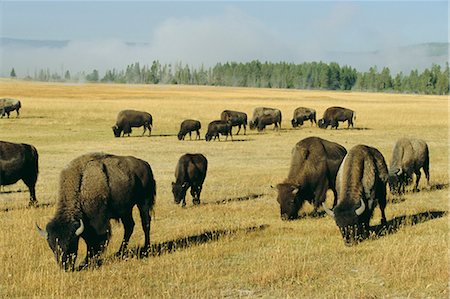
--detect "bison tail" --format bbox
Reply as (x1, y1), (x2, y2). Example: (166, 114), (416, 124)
(149, 177), (156, 214)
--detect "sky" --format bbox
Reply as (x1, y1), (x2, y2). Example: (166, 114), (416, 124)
(0, 1), (448, 76)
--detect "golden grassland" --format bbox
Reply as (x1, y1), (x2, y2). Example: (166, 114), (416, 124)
(0, 79), (448, 298)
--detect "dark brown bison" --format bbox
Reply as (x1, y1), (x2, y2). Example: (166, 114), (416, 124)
(112, 110), (152, 137)
(205, 120), (233, 141)
(220, 110), (248, 135)
(249, 107), (282, 130)
(291, 107), (316, 127)
(0, 140), (38, 205)
(36, 153), (156, 271)
(276, 137), (347, 220)
(172, 153), (208, 207)
(388, 138), (430, 194)
(323, 145), (388, 245)
(318, 106), (355, 129)
(1, 98), (21, 118)
(178, 119), (201, 140)
(257, 114), (283, 132)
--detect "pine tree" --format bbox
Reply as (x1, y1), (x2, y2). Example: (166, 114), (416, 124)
(10, 68), (16, 78)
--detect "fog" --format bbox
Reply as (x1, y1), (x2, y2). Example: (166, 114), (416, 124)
(1, 8), (447, 77)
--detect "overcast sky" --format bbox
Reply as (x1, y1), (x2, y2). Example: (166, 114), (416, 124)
(0, 1), (448, 76)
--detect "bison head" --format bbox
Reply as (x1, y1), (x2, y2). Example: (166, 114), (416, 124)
(172, 182), (189, 205)
(323, 199), (368, 245)
(112, 125), (122, 137)
(205, 133), (212, 142)
(317, 119), (327, 129)
(36, 219), (84, 271)
(276, 183), (303, 220)
(177, 132), (184, 141)
(249, 119), (258, 130)
(388, 168), (410, 195)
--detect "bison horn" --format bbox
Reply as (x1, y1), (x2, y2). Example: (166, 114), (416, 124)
(292, 188), (299, 195)
(322, 203), (335, 218)
(355, 198), (366, 216)
(36, 223), (48, 239)
(396, 168), (403, 176)
(75, 219), (84, 236)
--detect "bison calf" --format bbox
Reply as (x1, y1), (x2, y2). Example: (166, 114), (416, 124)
(112, 109), (153, 137)
(37, 153), (156, 271)
(178, 119), (201, 140)
(388, 138), (430, 194)
(323, 145), (388, 245)
(0, 140), (39, 206)
(276, 137), (347, 220)
(172, 153), (208, 207)
(205, 120), (233, 141)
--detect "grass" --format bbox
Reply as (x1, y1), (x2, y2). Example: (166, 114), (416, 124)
(0, 79), (448, 298)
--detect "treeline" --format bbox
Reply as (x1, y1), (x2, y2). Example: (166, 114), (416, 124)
(17, 60), (449, 95)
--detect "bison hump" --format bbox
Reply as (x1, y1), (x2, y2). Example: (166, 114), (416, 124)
(80, 160), (110, 210)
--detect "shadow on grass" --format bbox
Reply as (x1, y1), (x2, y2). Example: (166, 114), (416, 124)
(107, 224), (269, 263)
(389, 182), (448, 197)
(0, 189), (27, 194)
(370, 210), (447, 239)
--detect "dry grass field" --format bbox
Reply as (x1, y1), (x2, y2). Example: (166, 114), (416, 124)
(0, 79), (448, 298)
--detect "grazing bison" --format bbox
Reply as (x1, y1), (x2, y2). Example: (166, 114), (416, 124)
(0, 140), (38, 206)
(0, 98), (21, 118)
(291, 107), (317, 127)
(178, 119), (201, 140)
(112, 110), (152, 137)
(323, 145), (388, 245)
(249, 107), (282, 130)
(220, 110), (248, 135)
(36, 153), (156, 271)
(276, 137), (347, 220)
(172, 153), (208, 207)
(205, 120), (233, 141)
(318, 106), (355, 129)
(256, 114), (282, 132)
(388, 138), (430, 194)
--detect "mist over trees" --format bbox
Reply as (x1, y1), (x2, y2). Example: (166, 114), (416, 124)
(14, 60), (449, 95)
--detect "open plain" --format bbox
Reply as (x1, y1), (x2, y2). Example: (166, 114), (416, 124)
(0, 79), (448, 298)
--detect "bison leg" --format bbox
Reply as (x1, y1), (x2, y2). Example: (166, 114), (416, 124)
(243, 124), (246, 135)
(413, 170), (422, 192)
(191, 186), (201, 205)
(117, 213), (135, 257)
(137, 202), (152, 256)
(196, 130), (200, 140)
(142, 127), (147, 136)
(22, 177), (38, 206)
(236, 124), (241, 135)
(189, 131), (192, 140)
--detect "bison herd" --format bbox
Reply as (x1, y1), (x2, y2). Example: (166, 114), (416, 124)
(0, 98), (432, 270)
(111, 106), (356, 140)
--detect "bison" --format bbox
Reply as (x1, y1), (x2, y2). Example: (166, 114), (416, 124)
(0, 140), (38, 206)
(178, 119), (201, 140)
(276, 137), (347, 220)
(36, 153), (156, 271)
(0, 98), (21, 118)
(172, 153), (208, 207)
(323, 145), (388, 245)
(220, 110), (248, 135)
(249, 107), (282, 130)
(388, 138), (430, 194)
(205, 120), (233, 141)
(318, 106), (355, 129)
(112, 110), (153, 137)
(291, 107), (317, 127)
